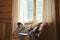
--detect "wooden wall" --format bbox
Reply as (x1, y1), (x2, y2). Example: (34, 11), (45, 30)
(0, 0), (12, 40)
(55, 0), (60, 40)
(59, 0), (60, 40)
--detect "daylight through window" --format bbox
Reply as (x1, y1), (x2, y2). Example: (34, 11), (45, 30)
(18, 0), (43, 23)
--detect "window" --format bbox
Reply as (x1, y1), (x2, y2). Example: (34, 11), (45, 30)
(18, 0), (43, 23)
(36, 0), (43, 22)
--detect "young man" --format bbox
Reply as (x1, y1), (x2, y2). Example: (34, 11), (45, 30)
(13, 22), (24, 36)
(13, 22), (33, 40)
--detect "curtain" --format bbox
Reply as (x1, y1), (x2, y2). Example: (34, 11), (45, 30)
(42, 0), (57, 40)
(12, 0), (18, 33)
(18, 0), (28, 23)
(18, 0), (34, 23)
(36, 0), (43, 22)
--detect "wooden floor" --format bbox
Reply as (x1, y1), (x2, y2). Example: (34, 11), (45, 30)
(11, 36), (20, 40)
(11, 35), (31, 40)
(12, 38), (20, 40)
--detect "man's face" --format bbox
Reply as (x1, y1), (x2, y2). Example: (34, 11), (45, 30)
(18, 24), (23, 27)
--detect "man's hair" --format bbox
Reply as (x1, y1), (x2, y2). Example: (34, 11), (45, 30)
(17, 22), (22, 25)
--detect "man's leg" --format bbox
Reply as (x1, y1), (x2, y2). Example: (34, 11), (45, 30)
(30, 33), (36, 40)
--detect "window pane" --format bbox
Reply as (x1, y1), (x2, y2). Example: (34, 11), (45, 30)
(18, 0), (34, 23)
(36, 0), (43, 22)
(27, 0), (34, 21)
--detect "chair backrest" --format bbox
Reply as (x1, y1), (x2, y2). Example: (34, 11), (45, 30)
(39, 23), (44, 31)
(38, 22), (47, 34)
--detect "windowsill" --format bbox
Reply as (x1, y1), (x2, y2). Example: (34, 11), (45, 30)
(24, 20), (42, 25)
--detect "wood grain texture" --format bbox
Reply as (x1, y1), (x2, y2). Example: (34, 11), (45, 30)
(0, 0), (12, 40)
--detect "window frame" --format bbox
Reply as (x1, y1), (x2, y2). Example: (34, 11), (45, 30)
(18, 0), (43, 23)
